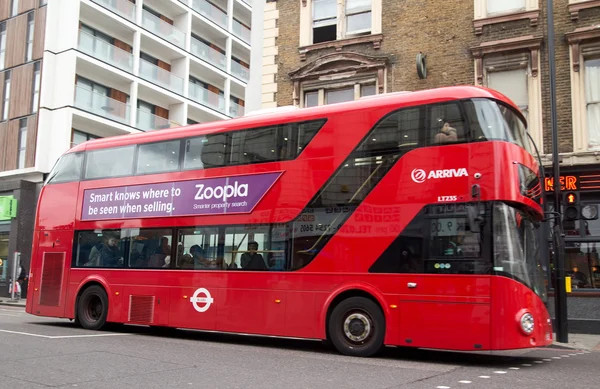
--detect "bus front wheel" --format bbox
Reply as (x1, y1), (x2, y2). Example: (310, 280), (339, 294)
(77, 285), (108, 331)
(328, 296), (385, 357)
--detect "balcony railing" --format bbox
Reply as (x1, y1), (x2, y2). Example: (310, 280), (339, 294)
(229, 101), (245, 117)
(141, 9), (185, 48)
(91, 0), (135, 21)
(74, 85), (130, 125)
(78, 29), (133, 72)
(139, 58), (184, 94)
(191, 37), (226, 70)
(137, 109), (175, 131)
(189, 82), (225, 113)
(231, 60), (249, 82)
(232, 19), (251, 44)
(193, 0), (228, 29)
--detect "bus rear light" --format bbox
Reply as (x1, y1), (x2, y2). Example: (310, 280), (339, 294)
(520, 312), (535, 335)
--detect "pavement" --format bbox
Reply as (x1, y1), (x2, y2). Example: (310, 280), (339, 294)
(0, 304), (599, 389)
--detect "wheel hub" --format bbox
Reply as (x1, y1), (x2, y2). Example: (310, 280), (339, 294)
(343, 312), (371, 343)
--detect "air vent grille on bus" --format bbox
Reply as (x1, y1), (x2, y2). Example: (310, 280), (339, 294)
(128, 295), (155, 324)
(39, 253), (65, 307)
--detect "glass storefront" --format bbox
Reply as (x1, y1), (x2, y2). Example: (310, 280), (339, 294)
(547, 200), (600, 290)
(0, 232), (8, 282)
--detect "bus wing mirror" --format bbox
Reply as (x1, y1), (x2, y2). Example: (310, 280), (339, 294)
(466, 205), (482, 233)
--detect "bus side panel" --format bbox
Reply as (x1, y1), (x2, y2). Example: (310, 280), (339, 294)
(122, 285), (171, 326)
(490, 277), (552, 349)
(397, 276), (491, 350)
(285, 290), (318, 338)
(28, 230), (73, 319)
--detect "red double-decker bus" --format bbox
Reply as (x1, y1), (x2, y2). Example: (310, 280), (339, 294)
(26, 85), (552, 357)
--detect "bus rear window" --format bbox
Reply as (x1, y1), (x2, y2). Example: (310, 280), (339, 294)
(463, 98), (531, 153)
(46, 152), (84, 184)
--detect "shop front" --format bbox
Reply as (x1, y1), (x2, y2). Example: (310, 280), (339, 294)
(545, 166), (600, 334)
(0, 180), (39, 299)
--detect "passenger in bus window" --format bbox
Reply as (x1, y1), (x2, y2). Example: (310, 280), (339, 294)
(241, 241), (268, 271)
(99, 237), (123, 267)
(433, 121), (458, 144)
(190, 244), (217, 269)
(155, 237), (171, 256)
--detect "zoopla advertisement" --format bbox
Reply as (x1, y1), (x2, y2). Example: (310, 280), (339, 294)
(81, 172), (282, 221)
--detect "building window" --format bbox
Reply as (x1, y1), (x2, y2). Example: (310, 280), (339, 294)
(31, 61), (41, 113)
(10, 0), (18, 17)
(486, 68), (529, 119)
(302, 80), (377, 107)
(302, 0), (381, 46)
(17, 118), (27, 169)
(40, 0), (48, 6)
(2, 70), (10, 121)
(72, 130), (99, 147)
(486, 0), (526, 16)
(25, 12), (34, 62)
(312, 0), (372, 44)
(585, 58), (600, 150)
(0, 23), (6, 70)
(473, 0), (539, 35)
(470, 37), (543, 151)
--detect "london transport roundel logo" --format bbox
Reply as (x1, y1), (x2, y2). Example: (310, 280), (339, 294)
(190, 288), (214, 313)
(411, 169), (427, 184)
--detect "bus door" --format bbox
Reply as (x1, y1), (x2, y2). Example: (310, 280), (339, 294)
(29, 230), (72, 318)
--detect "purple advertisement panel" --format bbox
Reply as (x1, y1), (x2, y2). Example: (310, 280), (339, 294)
(81, 172), (282, 221)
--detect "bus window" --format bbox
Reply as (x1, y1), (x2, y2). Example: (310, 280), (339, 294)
(225, 225), (287, 271)
(136, 140), (181, 175)
(295, 120), (325, 156)
(73, 229), (126, 268)
(462, 98), (531, 153)
(427, 102), (466, 145)
(128, 228), (173, 268)
(85, 146), (135, 179)
(199, 133), (229, 168)
(46, 152), (84, 184)
(177, 227), (223, 270)
(183, 136), (208, 170)
(230, 126), (279, 165)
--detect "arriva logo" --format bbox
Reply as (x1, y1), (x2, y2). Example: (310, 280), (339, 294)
(411, 168), (469, 184)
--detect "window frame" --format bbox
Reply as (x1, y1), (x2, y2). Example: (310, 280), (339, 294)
(0, 23), (6, 71)
(84, 145), (136, 180)
(299, 0), (382, 48)
(25, 11), (35, 62)
(472, 0), (539, 35)
(2, 70), (10, 121)
(10, 0), (18, 18)
(17, 118), (27, 169)
(31, 61), (41, 113)
(301, 77), (378, 107)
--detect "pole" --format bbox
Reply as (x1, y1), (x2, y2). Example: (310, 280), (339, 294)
(10, 252), (20, 301)
(547, 0), (568, 343)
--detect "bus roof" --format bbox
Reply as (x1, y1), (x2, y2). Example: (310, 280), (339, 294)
(70, 85), (516, 153)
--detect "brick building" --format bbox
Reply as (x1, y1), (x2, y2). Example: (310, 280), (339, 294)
(261, 0), (600, 333)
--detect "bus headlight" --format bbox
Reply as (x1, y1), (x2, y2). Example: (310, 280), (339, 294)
(520, 313), (535, 335)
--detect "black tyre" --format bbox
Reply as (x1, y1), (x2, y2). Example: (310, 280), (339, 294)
(328, 297), (385, 357)
(76, 285), (108, 330)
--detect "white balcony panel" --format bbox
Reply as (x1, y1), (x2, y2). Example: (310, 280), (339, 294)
(139, 58), (184, 95)
(232, 19), (251, 44)
(78, 29), (133, 72)
(142, 9), (186, 48)
(189, 82), (225, 114)
(74, 85), (131, 125)
(231, 60), (249, 82)
(136, 109), (177, 131)
(191, 37), (226, 70)
(192, 0), (228, 29)
(229, 101), (245, 117)
(90, 0), (135, 22)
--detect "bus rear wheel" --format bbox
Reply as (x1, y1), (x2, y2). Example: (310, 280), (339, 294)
(77, 285), (108, 331)
(328, 297), (385, 357)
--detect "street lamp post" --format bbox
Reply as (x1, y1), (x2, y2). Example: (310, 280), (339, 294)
(547, 0), (568, 343)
